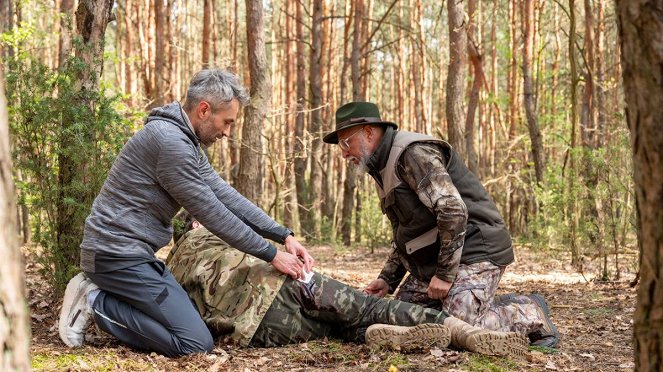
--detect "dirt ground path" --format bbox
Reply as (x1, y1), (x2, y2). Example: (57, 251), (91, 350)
(29, 244), (637, 371)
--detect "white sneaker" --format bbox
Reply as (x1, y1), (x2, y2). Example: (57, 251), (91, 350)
(58, 273), (98, 347)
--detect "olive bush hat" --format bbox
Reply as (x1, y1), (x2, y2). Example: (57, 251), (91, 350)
(322, 101), (398, 144)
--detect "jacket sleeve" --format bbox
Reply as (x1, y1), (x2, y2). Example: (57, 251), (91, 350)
(156, 135), (278, 262)
(377, 242), (408, 294)
(198, 150), (293, 244)
(397, 143), (468, 283)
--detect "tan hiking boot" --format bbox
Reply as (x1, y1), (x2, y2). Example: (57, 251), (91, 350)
(365, 323), (451, 351)
(443, 317), (528, 358)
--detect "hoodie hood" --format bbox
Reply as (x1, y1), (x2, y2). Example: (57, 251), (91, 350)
(146, 102), (200, 146)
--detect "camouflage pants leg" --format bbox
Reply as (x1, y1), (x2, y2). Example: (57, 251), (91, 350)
(250, 272), (449, 347)
(396, 262), (543, 334)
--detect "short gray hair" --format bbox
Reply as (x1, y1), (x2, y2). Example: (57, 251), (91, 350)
(183, 69), (250, 111)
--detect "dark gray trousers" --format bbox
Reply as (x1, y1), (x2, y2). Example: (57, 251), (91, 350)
(86, 260), (214, 357)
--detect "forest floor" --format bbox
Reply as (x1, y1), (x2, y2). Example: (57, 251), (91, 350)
(28, 242), (638, 371)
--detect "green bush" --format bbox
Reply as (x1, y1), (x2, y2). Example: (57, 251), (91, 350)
(4, 29), (136, 291)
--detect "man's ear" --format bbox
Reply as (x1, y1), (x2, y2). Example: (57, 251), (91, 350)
(198, 101), (212, 119)
(192, 220), (201, 229)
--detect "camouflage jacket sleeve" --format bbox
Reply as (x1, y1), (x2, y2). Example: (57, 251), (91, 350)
(377, 242), (408, 293)
(397, 143), (468, 283)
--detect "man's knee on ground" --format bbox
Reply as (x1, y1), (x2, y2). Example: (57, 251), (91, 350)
(177, 329), (215, 356)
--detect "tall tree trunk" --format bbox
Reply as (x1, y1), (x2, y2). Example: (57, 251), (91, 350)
(308, 0), (324, 237)
(153, 0), (169, 107)
(465, 0), (481, 176)
(341, 0), (364, 246)
(54, 0), (114, 289)
(58, 0), (73, 69)
(567, 0), (580, 266)
(0, 58), (31, 372)
(523, 0), (544, 184)
(616, 1), (663, 370)
(446, 0), (467, 157)
(294, 0), (312, 236)
(202, 0), (212, 67)
(239, 0), (270, 205)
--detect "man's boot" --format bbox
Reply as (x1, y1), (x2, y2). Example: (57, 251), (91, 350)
(443, 317), (529, 358)
(365, 323), (451, 351)
(527, 294), (560, 348)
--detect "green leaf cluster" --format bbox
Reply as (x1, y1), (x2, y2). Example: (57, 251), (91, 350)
(4, 25), (138, 291)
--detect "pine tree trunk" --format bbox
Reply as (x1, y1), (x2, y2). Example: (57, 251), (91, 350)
(54, 0), (114, 290)
(294, 0), (312, 236)
(153, 0), (169, 107)
(523, 0), (544, 184)
(239, 0), (270, 205)
(446, 0), (467, 157)
(616, 2), (663, 370)
(465, 0), (481, 176)
(308, 0), (324, 237)
(0, 55), (31, 372)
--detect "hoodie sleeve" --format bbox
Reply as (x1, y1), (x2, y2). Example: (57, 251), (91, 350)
(156, 134), (278, 262)
(198, 151), (293, 244)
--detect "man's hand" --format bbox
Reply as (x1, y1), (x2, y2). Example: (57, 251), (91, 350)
(284, 235), (315, 272)
(271, 250), (305, 279)
(427, 276), (452, 300)
(364, 278), (389, 297)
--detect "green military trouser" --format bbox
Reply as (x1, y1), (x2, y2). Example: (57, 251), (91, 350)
(250, 272), (449, 347)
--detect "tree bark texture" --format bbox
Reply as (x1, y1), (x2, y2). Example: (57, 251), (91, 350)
(239, 0), (271, 205)
(56, 0), (114, 280)
(0, 63), (31, 372)
(523, 0), (545, 184)
(308, 0), (324, 237)
(294, 0), (312, 236)
(446, 0), (467, 157)
(465, 0), (481, 176)
(616, 2), (663, 370)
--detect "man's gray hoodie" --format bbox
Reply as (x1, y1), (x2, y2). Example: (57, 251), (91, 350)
(80, 102), (289, 273)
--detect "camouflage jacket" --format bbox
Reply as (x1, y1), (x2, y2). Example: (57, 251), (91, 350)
(166, 227), (286, 346)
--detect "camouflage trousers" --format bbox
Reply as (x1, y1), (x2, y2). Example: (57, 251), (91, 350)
(250, 272), (448, 347)
(395, 261), (543, 334)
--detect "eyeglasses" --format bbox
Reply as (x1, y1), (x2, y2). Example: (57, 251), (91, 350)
(338, 127), (364, 151)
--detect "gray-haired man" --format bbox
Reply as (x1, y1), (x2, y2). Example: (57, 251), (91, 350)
(58, 69), (314, 357)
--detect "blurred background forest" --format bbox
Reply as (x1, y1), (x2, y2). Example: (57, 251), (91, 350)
(1, 0), (636, 292)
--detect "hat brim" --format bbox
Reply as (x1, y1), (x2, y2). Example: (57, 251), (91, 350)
(322, 121), (398, 144)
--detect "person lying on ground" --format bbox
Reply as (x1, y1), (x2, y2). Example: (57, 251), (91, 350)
(164, 210), (529, 358)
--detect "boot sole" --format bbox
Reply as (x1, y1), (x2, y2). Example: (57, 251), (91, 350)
(469, 331), (529, 358)
(58, 273), (88, 347)
(366, 323), (451, 351)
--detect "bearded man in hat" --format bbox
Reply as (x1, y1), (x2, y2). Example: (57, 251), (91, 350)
(323, 101), (560, 348)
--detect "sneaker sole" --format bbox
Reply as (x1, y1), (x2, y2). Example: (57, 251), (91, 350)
(366, 323), (451, 351)
(469, 331), (529, 358)
(58, 273), (88, 347)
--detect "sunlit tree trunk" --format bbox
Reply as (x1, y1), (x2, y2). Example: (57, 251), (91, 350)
(153, 0), (170, 107)
(616, 1), (663, 369)
(446, 0), (466, 158)
(308, 0), (324, 237)
(341, 0), (364, 246)
(567, 0), (580, 266)
(238, 0), (270, 205)
(202, 0), (211, 68)
(465, 0), (481, 176)
(294, 0), (312, 236)
(0, 59), (31, 372)
(523, 0), (544, 184)
(54, 0), (114, 289)
(57, 0), (73, 69)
